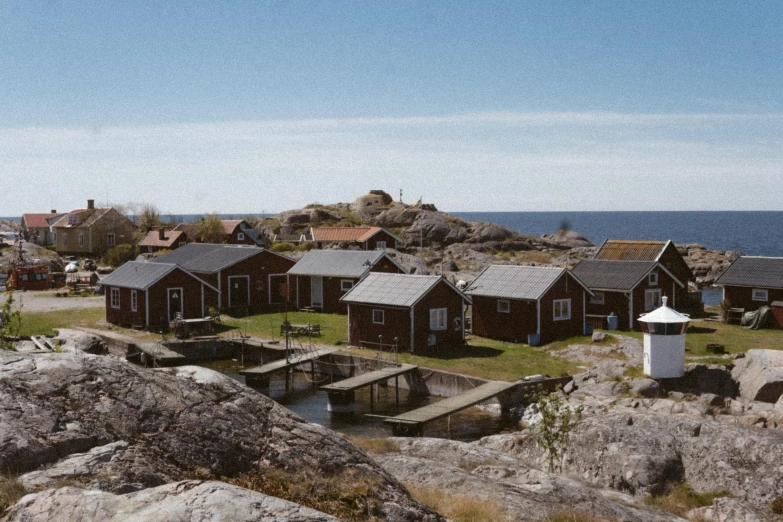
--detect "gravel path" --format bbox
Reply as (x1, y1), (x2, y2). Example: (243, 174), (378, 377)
(9, 291), (104, 312)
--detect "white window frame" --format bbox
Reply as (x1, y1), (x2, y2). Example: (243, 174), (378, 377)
(553, 299), (571, 321)
(110, 288), (120, 309)
(340, 279), (354, 292)
(130, 290), (137, 312)
(645, 288), (662, 311)
(497, 299), (510, 313)
(648, 271), (659, 285)
(430, 308), (447, 330)
(237, 232), (245, 241)
(78, 233), (84, 247)
(107, 232), (116, 247)
(752, 288), (769, 302)
(376, 240), (387, 250)
(372, 309), (385, 324)
(590, 292), (605, 305)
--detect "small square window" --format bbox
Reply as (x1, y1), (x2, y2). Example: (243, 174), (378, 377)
(752, 288), (769, 302)
(110, 288), (120, 309)
(553, 299), (571, 321)
(372, 309), (384, 324)
(237, 232), (245, 241)
(341, 279), (354, 292)
(376, 241), (387, 250)
(590, 292), (605, 305)
(497, 299), (510, 313)
(648, 272), (658, 285)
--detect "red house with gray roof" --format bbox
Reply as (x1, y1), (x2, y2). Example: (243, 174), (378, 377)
(310, 226), (401, 250)
(465, 265), (593, 345)
(715, 256), (783, 312)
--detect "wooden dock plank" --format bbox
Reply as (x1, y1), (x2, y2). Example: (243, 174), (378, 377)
(136, 342), (186, 361)
(384, 381), (515, 426)
(321, 364), (418, 392)
(239, 348), (337, 377)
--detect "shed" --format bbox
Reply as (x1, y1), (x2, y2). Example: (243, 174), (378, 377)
(100, 261), (219, 328)
(310, 226), (401, 250)
(715, 256), (783, 314)
(288, 250), (406, 313)
(340, 273), (470, 353)
(465, 265), (593, 345)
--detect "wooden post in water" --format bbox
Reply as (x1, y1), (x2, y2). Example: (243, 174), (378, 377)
(395, 375), (399, 406)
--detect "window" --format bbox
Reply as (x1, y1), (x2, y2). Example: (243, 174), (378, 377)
(497, 299), (510, 313)
(340, 279), (354, 292)
(131, 290), (137, 312)
(78, 233), (84, 247)
(752, 288), (769, 302)
(62, 232), (67, 246)
(645, 289), (662, 311)
(648, 272), (658, 285)
(110, 288), (120, 309)
(590, 292), (605, 305)
(553, 299), (571, 321)
(376, 241), (387, 250)
(372, 309), (384, 324)
(68, 215), (78, 225)
(237, 232), (245, 241)
(430, 308), (447, 330)
(107, 232), (116, 246)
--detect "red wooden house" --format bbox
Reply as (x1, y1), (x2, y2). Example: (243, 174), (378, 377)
(288, 250), (406, 314)
(173, 219), (267, 247)
(341, 273), (470, 353)
(100, 261), (219, 328)
(465, 265), (593, 345)
(572, 260), (685, 330)
(715, 256), (783, 312)
(310, 226), (401, 250)
(152, 244), (295, 311)
(138, 228), (188, 253)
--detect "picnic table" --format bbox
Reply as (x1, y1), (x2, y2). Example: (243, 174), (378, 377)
(280, 322), (321, 337)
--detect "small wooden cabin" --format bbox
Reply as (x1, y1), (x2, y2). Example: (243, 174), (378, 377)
(715, 256), (783, 312)
(310, 226), (401, 250)
(100, 261), (219, 328)
(572, 260), (685, 331)
(138, 228), (188, 253)
(465, 265), (592, 345)
(152, 244), (295, 311)
(341, 273), (470, 353)
(288, 250), (406, 314)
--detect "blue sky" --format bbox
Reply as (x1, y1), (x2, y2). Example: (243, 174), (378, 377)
(1, 1), (782, 215)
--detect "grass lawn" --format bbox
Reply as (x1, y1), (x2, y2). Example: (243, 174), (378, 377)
(220, 311), (350, 346)
(16, 308), (105, 337)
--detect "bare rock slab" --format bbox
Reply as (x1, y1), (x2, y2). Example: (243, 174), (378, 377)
(731, 349), (783, 403)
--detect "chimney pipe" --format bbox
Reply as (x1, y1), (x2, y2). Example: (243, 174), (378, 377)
(50, 209), (56, 214)
(158, 227), (166, 241)
(87, 199), (95, 210)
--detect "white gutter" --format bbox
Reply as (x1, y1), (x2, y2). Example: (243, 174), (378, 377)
(145, 290), (150, 327)
(410, 304), (416, 353)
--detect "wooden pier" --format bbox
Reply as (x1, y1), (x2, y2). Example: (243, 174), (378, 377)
(133, 342), (186, 366)
(383, 380), (516, 436)
(239, 347), (338, 379)
(321, 363), (418, 412)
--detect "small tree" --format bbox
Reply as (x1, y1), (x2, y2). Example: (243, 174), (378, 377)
(0, 286), (22, 350)
(534, 388), (583, 473)
(195, 214), (226, 243)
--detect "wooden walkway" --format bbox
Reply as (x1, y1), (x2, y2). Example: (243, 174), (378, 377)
(321, 364), (418, 392)
(384, 380), (516, 435)
(135, 342), (186, 364)
(239, 348), (338, 378)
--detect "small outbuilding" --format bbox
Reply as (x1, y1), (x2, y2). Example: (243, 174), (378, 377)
(465, 265), (593, 345)
(100, 261), (219, 328)
(715, 256), (783, 313)
(288, 250), (406, 313)
(138, 228), (188, 253)
(341, 273), (470, 353)
(310, 226), (401, 250)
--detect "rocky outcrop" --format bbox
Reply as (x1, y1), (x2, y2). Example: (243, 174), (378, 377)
(731, 349), (783, 403)
(0, 354), (441, 521)
(5, 482), (340, 522)
(680, 244), (741, 287)
(541, 229), (594, 248)
(375, 438), (684, 521)
(404, 212), (469, 246)
(686, 497), (768, 522)
(53, 328), (108, 355)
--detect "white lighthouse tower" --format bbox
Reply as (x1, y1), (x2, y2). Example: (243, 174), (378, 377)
(638, 296), (690, 378)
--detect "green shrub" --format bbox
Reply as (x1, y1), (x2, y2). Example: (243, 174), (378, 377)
(101, 244), (136, 267)
(0, 475), (26, 513)
(271, 242), (296, 252)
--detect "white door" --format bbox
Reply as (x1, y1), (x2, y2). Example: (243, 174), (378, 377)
(645, 288), (662, 311)
(311, 276), (323, 308)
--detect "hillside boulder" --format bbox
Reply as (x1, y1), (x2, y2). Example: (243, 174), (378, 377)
(731, 349), (783, 403)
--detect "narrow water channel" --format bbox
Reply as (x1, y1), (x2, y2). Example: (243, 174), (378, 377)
(199, 359), (522, 441)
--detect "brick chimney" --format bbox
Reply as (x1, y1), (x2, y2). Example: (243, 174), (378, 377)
(158, 227), (166, 241)
(87, 199), (95, 210)
(50, 209), (57, 214)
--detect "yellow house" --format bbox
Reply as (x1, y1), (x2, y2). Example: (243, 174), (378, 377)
(52, 200), (135, 257)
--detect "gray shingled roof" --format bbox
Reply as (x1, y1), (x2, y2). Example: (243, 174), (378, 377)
(152, 243), (263, 273)
(288, 250), (386, 278)
(571, 260), (658, 291)
(100, 261), (178, 290)
(340, 273), (445, 307)
(465, 265), (571, 300)
(715, 257), (783, 289)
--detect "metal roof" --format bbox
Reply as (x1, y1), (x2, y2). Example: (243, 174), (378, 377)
(151, 243), (263, 273)
(138, 229), (186, 248)
(99, 261), (179, 290)
(593, 240), (668, 261)
(465, 265), (574, 300)
(571, 260), (659, 291)
(715, 256), (783, 289)
(22, 213), (62, 229)
(340, 273), (445, 307)
(288, 250), (387, 278)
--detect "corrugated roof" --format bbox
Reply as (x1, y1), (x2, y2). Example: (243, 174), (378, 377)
(151, 243), (262, 273)
(465, 265), (568, 300)
(138, 230), (186, 248)
(593, 240), (667, 261)
(288, 250), (385, 278)
(340, 273), (443, 307)
(715, 256), (783, 289)
(100, 261), (178, 290)
(572, 260), (657, 291)
(22, 213), (62, 229)
(312, 226), (377, 242)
